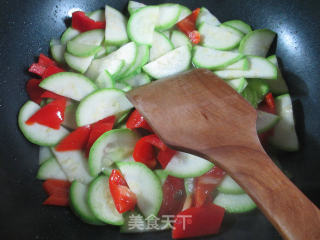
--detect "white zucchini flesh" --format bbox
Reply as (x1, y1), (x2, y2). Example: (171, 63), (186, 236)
(117, 162), (163, 217)
(76, 88), (133, 126)
(177, 5), (192, 22)
(213, 193), (256, 213)
(69, 181), (104, 225)
(150, 31), (174, 61)
(18, 101), (69, 146)
(103, 42), (138, 78)
(39, 146), (53, 165)
(199, 23), (243, 50)
(196, 7), (220, 27)
(87, 9), (105, 21)
(62, 100), (78, 130)
(104, 5), (129, 45)
(60, 27), (80, 44)
(192, 46), (244, 70)
(114, 82), (132, 92)
(143, 45), (191, 79)
(170, 30), (192, 49)
(37, 157), (68, 180)
(64, 52), (94, 74)
(71, 29), (105, 46)
(165, 152), (214, 178)
(128, 1), (146, 15)
(224, 57), (249, 70)
(256, 110), (280, 134)
(266, 55), (289, 94)
(156, 3), (182, 31)
(50, 40), (65, 64)
(269, 94), (299, 151)
(127, 6), (159, 45)
(239, 29), (276, 57)
(95, 71), (115, 89)
(88, 129), (139, 177)
(226, 78), (248, 93)
(66, 41), (101, 57)
(51, 148), (93, 184)
(94, 46), (107, 59)
(85, 57), (124, 81)
(217, 175), (245, 194)
(39, 72), (97, 101)
(214, 56), (278, 80)
(88, 175), (124, 225)
(122, 72), (151, 88)
(224, 20), (252, 34)
(122, 44), (150, 78)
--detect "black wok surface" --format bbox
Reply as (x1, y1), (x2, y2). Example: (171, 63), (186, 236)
(0, 0), (319, 239)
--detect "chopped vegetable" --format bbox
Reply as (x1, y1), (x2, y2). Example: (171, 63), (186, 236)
(157, 147), (176, 168)
(55, 125), (91, 151)
(172, 203), (225, 239)
(72, 11), (106, 32)
(25, 98), (67, 129)
(133, 137), (157, 169)
(42, 179), (71, 206)
(176, 8), (201, 44)
(26, 79), (44, 104)
(126, 109), (153, 131)
(158, 176), (186, 216)
(193, 166), (225, 207)
(109, 169), (137, 213)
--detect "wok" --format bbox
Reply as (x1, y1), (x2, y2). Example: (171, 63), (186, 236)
(0, 0), (319, 239)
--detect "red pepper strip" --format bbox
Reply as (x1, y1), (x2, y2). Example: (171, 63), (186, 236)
(25, 98), (67, 129)
(176, 8), (201, 44)
(26, 79), (45, 104)
(72, 11), (106, 32)
(258, 93), (276, 114)
(172, 203), (225, 239)
(55, 125), (91, 151)
(41, 91), (66, 100)
(109, 169), (137, 213)
(158, 176), (186, 217)
(42, 179), (71, 207)
(85, 115), (116, 157)
(42, 179), (71, 195)
(157, 147), (176, 169)
(38, 53), (57, 67)
(193, 166), (225, 207)
(42, 65), (65, 80)
(28, 63), (47, 77)
(140, 134), (167, 151)
(126, 109), (153, 132)
(43, 194), (69, 206)
(133, 138), (157, 169)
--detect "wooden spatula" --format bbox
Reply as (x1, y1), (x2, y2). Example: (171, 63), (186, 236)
(126, 68), (320, 240)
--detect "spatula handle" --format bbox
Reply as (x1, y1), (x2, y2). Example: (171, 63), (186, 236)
(206, 146), (320, 240)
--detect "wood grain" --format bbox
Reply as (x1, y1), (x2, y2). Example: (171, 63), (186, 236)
(127, 68), (320, 240)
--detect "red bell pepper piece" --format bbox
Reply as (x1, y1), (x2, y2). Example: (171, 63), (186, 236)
(85, 116), (116, 156)
(38, 53), (57, 67)
(109, 169), (137, 213)
(176, 8), (201, 44)
(55, 125), (91, 151)
(41, 91), (66, 100)
(72, 11), (106, 32)
(133, 138), (157, 169)
(126, 109), (153, 131)
(172, 203), (225, 239)
(28, 63), (47, 77)
(140, 134), (167, 151)
(193, 166), (225, 207)
(158, 176), (186, 217)
(25, 98), (67, 129)
(157, 147), (176, 169)
(26, 79), (45, 104)
(42, 179), (71, 207)
(258, 93), (276, 114)
(42, 65), (65, 79)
